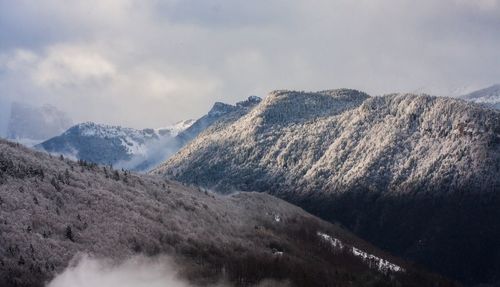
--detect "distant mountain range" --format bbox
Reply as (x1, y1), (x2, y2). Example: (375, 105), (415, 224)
(0, 138), (453, 287)
(35, 96), (262, 172)
(154, 89), (500, 285)
(460, 84), (500, 109)
(35, 120), (194, 172)
(2, 102), (73, 146)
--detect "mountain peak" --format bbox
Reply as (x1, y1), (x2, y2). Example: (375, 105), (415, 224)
(254, 89), (370, 125)
(207, 102), (237, 117)
(236, 95), (262, 108)
(156, 119), (196, 137)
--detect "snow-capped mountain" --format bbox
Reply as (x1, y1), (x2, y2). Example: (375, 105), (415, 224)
(176, 95), (262, 145)
(35, 95), (261, 172)
(36, 120), (194, 171)
(0, 138), (452, 287)
(4, 102), (73, 146)
(460, 84), (500, 109)
(157, 119), (196, 136)
(156, 89), (499, 194)
(154, 89), (500, 285)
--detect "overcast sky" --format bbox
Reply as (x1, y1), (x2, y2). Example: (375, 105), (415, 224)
(0, 0), (499, 128)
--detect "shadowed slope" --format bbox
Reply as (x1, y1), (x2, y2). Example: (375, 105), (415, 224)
(155, 90), (500, 285)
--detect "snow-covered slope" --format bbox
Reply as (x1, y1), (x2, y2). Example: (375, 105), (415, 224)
(154, 89), (500, 285)
(155, 119), (196, 137)
(36, 120), (194, 171)
(0, 138), (452, 287)
(461, 84), (500, 109)
(156, 90), (499, 194)
(36, 96), (261, 174)
(36, 95), (261, 172)
(5, 102), (73, 146)
(176, 95), (262, 145)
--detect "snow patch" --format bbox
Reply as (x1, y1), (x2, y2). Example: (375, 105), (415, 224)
(274, 214), (281, 222)
(317, 232), (404, 273)
(317, 232), (344, 249)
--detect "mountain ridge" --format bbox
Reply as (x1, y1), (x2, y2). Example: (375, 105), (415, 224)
(35, 96), (262, 172)
(156, 91), (499, 194)
(154, 89), (500, 285)
(176, 95), (262, 146)
(460, 84), (500, 109)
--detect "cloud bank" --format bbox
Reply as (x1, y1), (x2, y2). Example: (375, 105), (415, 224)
(46, 254), (290, 287)
(1, 0), (499, 128)
(47, 255), (191, 287)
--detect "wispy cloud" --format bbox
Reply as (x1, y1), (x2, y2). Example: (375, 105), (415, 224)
(0, 0), (499, 128)
(47, 254), (290, 287)
(47, 255), (194, 287)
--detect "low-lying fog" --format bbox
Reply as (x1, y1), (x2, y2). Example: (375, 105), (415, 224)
(47, 255), (290, 287)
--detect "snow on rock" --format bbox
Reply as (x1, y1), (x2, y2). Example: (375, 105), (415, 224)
(317, 232), (344, 249)
(351, 247), (404, 273)
(274, 214), (281, 222)
(272, 251), (284, 256)
(317, 232), (404, 273)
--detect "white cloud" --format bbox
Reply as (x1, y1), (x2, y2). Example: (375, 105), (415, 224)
(32, 45), (116, 88)
(0, 0), (499, 128)
(47, 255), (191, 287)
(46, 254), (291, 287)
(0, 49), (38, 71)
(455, 0), (499, 10)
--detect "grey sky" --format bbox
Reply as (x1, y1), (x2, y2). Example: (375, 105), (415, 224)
(0, 0), (499, 128)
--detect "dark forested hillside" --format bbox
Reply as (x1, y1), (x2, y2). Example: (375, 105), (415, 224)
(0, 139), (454, 287)
(155, 90), (500, 285)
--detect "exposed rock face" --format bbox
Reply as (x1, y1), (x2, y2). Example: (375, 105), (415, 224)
(154, 89), (500, 285)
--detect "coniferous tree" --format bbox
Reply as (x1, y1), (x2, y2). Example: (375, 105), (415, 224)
(65, 226), (74, 242)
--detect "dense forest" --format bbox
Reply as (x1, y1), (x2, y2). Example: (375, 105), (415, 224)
(0, 139), (457, 286)
(156, 90), (500, 285)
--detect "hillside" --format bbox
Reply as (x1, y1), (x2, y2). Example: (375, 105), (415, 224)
(0, 139), (455, 287)
(154, 90), (500, 285)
